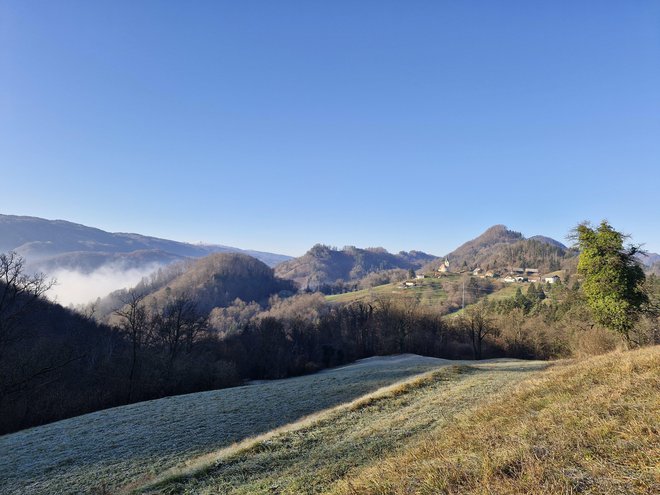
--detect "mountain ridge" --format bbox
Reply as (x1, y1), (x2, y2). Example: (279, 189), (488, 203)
(422, 225), (573, 274)
(0, 214), (291, 271)
(274, 244), (437, 291)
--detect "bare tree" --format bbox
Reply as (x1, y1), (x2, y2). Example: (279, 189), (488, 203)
(462, 301), (497, 360)
(0, 251), (61, 412)
(114, 289), (150, 401)
(153, 294), (208, 374)
(0, 251), (55, 360)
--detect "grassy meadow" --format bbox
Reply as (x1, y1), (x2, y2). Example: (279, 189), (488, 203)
(3, 347), (655, 495)
(325, 277), (452, 307)
(325, 275), (526, 317)
(136, 359), (546, 494)
(0, 355), (463, 495)
(332, 346), (660, 495)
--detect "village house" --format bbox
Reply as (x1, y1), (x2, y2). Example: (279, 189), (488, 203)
(544, 275), (560, 284)
(437, 259), (450, 273)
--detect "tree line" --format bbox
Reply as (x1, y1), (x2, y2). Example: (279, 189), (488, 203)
(1, 221), (657, 435)
(0, 251), (505, 435)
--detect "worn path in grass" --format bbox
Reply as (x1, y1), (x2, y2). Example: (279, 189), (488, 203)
(137, 360), (547, 495)
(0, 354), (472, 495)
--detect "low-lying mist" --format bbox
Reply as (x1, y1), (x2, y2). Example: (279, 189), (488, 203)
(47, 263), (163, 306)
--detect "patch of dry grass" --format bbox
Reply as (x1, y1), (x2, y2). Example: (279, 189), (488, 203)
(135, 360), (546, 494)
(332, 346), (660, 495)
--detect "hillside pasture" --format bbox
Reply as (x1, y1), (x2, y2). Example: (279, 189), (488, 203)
(325, 277), (452, 308)
(333, 346), (660, 495)
(137, 359), (547, 494)
(0, 354), (463, 495)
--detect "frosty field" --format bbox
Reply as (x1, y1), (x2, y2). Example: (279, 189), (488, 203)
(0, 354), (495, 495)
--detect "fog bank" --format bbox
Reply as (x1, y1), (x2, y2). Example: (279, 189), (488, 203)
(47, 263), (162, 306)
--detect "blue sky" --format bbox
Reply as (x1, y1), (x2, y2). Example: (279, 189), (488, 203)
(1, 1), (659, 256)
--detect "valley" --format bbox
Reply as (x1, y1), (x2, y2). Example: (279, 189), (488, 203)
(3, 5), (658, 493)
(1, 216), (658, 495)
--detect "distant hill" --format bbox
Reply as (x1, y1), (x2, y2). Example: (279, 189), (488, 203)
(0, 214), (291, 272)
(274, 244), (437, 291)
(103, 252), (295, 319)
(644, 252), (660, 265)
(528, 235), (568, 250)
(424, 225), (574, 274)
(637, 251), (660, 275)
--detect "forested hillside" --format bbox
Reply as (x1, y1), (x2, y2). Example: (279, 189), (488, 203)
(422, 224), (575, 273)
(275, 244), (436, 292)
(1, 221), (657, 437)
(101, 253), (295, 319)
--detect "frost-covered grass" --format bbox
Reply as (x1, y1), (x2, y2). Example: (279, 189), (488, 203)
(0, 354), (463, 495)
(136, 359), (547, 494)
(333, 346), (660, 495)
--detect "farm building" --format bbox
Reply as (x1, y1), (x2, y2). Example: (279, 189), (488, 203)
(438, 259), (450, 273)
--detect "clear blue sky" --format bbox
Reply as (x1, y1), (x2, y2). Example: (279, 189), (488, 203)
(1, 1), (659, 256)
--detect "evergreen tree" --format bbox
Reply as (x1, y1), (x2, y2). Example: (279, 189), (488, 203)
(513, 287), (531, 313)
(575, 221), (648, 342)
(526, 282), (539, 303)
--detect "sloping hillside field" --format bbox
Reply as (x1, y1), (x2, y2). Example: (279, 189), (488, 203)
(5, 349), (655, 495)
(137, 360), (546, 494)
(1, 355), (542, 494)
(333, 346), (660, 495)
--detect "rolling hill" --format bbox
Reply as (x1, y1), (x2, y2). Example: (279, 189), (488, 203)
(423, 224), (575, 274)
(332, 346), (659, 495)
(100, 252), (296, 319)
(275, 244), (437, 291)
(325, 276), (452, 308)
(0, 214), (291, 272)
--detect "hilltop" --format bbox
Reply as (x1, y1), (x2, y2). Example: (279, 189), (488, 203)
(96, 252), (295, 319)
(275, 244), (436, 291)
(637, 251), (660, 275)
(423, 224), (575, 274)
(134, 253), (292, 314)
(275, 226), (574, 297)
